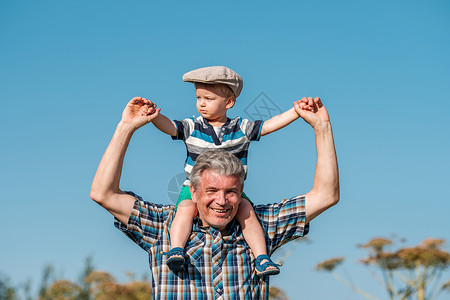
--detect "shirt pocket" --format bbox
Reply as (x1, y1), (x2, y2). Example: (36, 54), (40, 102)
(185, 234), (205, 262)
(184, 234), (205, 279)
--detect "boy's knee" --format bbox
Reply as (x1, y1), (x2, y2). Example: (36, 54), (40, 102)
(236, 198), (255, 220)
(239, 197), (253, 210)
(177, 199), (198, 214)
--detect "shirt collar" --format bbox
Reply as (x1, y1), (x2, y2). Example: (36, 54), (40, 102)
(199, 115), (231, 128)
(192, 217), (240, 238)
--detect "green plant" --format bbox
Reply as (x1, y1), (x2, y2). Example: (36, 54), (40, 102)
(315, 238), (450, 300)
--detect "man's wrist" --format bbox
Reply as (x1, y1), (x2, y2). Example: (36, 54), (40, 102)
(117, 120), (138, 135)
(313, 121), (332, 134)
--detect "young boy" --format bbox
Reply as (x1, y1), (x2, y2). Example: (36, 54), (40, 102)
(151, 66), (302, 276)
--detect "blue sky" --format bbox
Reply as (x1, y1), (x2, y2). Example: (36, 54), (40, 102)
(1, 0), (449, 299)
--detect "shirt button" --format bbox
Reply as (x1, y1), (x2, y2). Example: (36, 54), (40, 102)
(214, 261), (219, 266)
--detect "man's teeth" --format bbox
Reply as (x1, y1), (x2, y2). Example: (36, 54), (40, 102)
(211, 208), (226, 213)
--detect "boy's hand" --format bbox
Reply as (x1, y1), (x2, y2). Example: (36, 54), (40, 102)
(121, 97), (161, 130)
(294, 97), (330, 130)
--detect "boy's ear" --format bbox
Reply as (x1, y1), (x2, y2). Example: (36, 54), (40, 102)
(226, 97), (236, 109)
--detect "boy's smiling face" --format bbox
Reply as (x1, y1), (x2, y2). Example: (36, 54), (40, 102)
(195, 84), (235, 126)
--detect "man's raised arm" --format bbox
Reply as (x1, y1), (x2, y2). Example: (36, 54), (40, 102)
(294, 97), (340, 223)
(90, 97), (160, 224)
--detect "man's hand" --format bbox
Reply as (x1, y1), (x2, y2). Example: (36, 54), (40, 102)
(294, 97), (330, 130)
(121, 97), (161, 130)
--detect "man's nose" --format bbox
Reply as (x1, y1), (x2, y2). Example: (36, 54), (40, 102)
(215, 192), (227, 205)
(198, 99), (206, 106)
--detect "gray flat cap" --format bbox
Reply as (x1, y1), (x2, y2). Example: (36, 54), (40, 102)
(183, 66), (243, 98)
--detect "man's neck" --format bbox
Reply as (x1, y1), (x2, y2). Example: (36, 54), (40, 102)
(195, 217), (234, 236)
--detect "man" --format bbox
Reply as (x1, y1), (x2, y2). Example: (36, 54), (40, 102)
(90, 96), (339, 299)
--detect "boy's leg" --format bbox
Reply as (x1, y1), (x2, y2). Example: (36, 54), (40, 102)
(166, 187), (197, 272)
(170, 199), (197, 249)
(236, 197), (280, 276)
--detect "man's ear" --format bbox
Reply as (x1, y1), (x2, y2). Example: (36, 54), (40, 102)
(226, 97), (236, 109)
(190, 185), (197, 203)
(240, 183), (244, 203)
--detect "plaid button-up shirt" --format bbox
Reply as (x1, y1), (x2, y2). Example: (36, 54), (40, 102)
(114, 192), (309, 300)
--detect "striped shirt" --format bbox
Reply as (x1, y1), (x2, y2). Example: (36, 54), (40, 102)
(115, 192), (309, 300)
(172, 116), (263, 185)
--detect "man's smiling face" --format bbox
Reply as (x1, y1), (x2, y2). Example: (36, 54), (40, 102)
(190, 169), (243, 233)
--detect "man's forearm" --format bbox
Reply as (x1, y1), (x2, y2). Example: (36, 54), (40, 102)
(313, 122), (339, 196)
(260, 107), (299, 136)
(91, 121), (135, 203)
(305, 121), (340, 222)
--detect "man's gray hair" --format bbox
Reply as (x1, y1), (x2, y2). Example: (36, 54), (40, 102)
(190, 150), (245, 189)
